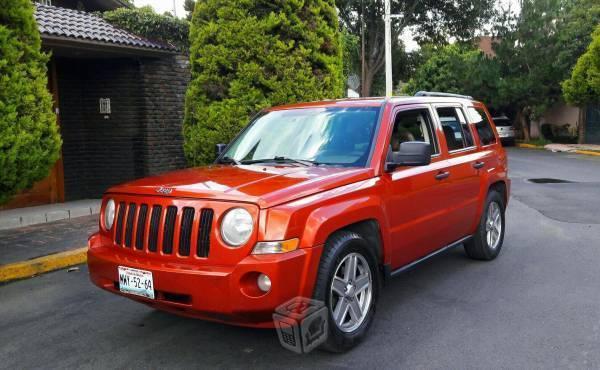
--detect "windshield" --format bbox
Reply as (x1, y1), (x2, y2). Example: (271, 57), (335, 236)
(222, 107), (381, 167)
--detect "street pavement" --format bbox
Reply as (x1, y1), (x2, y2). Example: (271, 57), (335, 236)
(1, 148), (600, 369)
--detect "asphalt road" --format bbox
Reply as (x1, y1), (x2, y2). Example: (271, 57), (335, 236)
(2, 148), (600, 369)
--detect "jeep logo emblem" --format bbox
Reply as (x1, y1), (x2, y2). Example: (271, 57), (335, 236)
(155, 186), (173, 194)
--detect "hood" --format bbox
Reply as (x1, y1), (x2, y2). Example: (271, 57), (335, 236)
(107, 165), (374, 208)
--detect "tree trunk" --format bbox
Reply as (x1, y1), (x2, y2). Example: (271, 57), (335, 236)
(361, 69), (375, 97)
(515, 110), (531, 142)
(578, 106), (586, 144)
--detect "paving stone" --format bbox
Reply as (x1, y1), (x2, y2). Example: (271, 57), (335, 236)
(0, 215), (98, 265)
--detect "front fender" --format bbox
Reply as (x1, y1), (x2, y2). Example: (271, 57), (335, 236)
(257, 177), (391, 265)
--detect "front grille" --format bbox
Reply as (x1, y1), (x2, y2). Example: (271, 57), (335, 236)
(113, 202), (213, 258)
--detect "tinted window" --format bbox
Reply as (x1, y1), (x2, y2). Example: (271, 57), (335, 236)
(437, 107), (474, 151)
(469, 108), (497, 145)
(390, 108), (438, 155)
(493, 118), (512, 127)
(223, 107), (380, 167)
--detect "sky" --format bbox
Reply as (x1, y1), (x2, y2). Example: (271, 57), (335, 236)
(134, 0), (186, 17)
(134, 0), (522, 51)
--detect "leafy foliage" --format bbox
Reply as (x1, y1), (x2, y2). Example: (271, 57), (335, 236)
(403, 44), (493, 99)
(562, 26), (600, 106)
(183, 0), (344, 165)
(335, 0), (495, 95)
(102, 6), (190, 51)
(0, 0), (61, 204)
(404, 0), (600, 140)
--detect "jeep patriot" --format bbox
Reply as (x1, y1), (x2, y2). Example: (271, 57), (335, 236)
(88, 92), (510, 352)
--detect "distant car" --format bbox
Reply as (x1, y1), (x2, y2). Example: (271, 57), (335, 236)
(493, 115), (516, 145)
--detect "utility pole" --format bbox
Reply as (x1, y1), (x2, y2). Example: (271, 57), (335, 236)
(384, 0), (392, 97)
(173, 0), (177, 17)
(360, 0), (365, 97)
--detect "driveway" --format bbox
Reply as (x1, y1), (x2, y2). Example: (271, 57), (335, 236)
(1, 148), (599, 369)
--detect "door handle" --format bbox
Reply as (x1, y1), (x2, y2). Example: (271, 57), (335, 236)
(435, 171), (450, 180)
(473, 161), (485, 169)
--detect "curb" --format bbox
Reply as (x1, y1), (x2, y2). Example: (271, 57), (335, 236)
(574, 150), (600, 157)
(0, 247), (87, 283)
(516, 143), (543, 149)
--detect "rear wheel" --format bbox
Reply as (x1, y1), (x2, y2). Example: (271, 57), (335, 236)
(464, 190), (506, 260)
(313, 231), (379, 352)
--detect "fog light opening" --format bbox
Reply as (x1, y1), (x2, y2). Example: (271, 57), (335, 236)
(257, 273), (271, 293)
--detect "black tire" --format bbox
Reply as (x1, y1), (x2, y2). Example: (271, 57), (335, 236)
(464, 190), (506, 260)
(313, 231), (380, 352)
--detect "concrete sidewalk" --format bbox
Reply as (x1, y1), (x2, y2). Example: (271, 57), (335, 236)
(544, 143), (600, 155)
(0, 215), (96, 282)
(0, 199), (100, 230)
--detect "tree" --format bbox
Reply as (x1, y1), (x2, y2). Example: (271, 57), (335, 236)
(492, 0), (600, 140)
(183, 0), (344, 165)
(336, 0), (495, 96)
(103, 6), (190, 52)
(562, 26), (600, 143)
(183, 0), (196, 21)
(403, 44), (495, 99)
(0, 1), (61, 205)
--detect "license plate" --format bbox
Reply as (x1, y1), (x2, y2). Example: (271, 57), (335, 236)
(118, 266), (155, 299)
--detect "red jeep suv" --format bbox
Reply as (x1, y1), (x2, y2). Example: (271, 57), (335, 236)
(88, 92), (510, 352)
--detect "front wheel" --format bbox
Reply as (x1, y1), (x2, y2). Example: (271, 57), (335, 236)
(313, 231), (380, 352)
(464, 190), (506, 260)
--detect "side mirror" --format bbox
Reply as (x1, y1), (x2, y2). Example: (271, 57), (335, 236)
(385, 141), (432, 172)
(216, 143), (227, 156)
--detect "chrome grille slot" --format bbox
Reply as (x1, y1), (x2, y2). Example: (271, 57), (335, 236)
(124, 203), (137, 248)
(148, 205), (162, 252)
(162, 206), (178, 254)
(178, 207), (195, 256)
(197, 208), (214, 258)
(135, 204), (148, 250)
(114, 201), (126, 246)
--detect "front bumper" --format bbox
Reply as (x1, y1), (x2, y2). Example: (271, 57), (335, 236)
(88, 235), (323, 328)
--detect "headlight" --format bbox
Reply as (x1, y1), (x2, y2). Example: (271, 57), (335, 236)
(220, 207), (253, 246)
(104, 198), (116, 230)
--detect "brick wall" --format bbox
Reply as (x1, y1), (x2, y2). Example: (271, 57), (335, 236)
(56, 54), (189, 201)
(139, 54), (188, 175)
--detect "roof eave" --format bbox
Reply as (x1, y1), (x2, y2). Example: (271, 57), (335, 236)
(41, 34), (176, 57)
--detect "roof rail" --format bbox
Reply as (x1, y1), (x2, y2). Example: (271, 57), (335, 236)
(414, 91), (473, 100)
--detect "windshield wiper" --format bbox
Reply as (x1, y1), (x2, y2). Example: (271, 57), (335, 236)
(219, 156), (241, 165)
(241, 156), (318, 167)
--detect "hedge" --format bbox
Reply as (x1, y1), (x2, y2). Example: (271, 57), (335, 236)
(183, 0), (344, 165)
(0, 1), (61, 204)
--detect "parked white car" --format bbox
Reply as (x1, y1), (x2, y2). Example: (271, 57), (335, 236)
(493, 116), (516, 145)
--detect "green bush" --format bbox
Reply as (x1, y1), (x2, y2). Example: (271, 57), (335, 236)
(0, 1), (61, 205)
(183, 0), (344, 165)
(102, 6), (190, 52)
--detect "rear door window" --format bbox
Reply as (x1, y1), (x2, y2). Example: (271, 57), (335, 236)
(469, 108), (497, 145)
(436, 107), (474, 152)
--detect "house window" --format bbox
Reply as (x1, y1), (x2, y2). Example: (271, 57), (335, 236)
(36, 0), (52, 5)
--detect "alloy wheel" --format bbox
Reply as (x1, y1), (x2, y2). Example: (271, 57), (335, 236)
(329, 252), (373, 333)
(485, 201), (502, 250)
